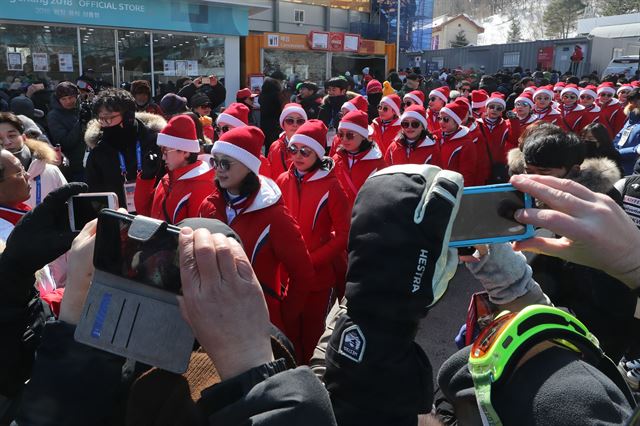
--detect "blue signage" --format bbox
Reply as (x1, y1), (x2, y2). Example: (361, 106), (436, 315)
(2, 0), (249, 36)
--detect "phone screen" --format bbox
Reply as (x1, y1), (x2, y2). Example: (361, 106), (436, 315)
(450, 190), (527, 242)
(94, 213), (181, 294)
(71, 196), (112, 231)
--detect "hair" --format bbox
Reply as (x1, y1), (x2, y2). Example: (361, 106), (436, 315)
(457, 80), (471, 89)
(567, 76), (580, 85)
(522, 123), (585, 169)
(337, 138), (373, 154)
(238, 172), (260, 196)
(0, 112), (25, 134)
(0, 149), (5, 181)
(92, 88), (136, 115)
(326, 77), (348, 90)
(580, 122), (611, 150)
(395, 127), (433, 146)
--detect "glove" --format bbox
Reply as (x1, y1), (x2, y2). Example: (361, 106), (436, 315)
(141, 151), (162, 180)
(324, 165), (463, 426)
(0, 183), (87, 307)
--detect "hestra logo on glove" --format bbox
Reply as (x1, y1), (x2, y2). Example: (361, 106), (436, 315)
(338, 325), (366, 363)
(412, 249), (429, 293)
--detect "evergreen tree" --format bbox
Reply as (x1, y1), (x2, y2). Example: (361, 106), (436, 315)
(451, 30), (469, 48)
(507, 20), (523, 42)
(599, 0), (640, 16)
(543, 0), (586, 39)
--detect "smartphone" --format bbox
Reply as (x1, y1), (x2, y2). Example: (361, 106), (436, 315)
(201, 76), (210, 85)
(68, 192), (118, 232)
(449, 183), (534, 247)
(94, 209), (182, 294)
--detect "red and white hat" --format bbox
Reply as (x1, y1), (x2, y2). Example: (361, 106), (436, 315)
(279, 102), (307, 127)
(515, 91), (534, 108)
(289, 119), (327, 158)
(440, 100), (469, 126)
(533, 85), (554, 100)
(617, 84), (633, 94)
(471, 89), (489, 108)
(486, 92), (506, 108)
(403, 90), (425, 106)
(560, 84), (580, 97)
(338, 110), (369, 139)
(597, 82), (616, 95)
(523, 86), (537, 95)
(399, 104), (428, 129)
(553, 82), (566, 92)
(156, 115), (200, 153)
(342, 95), (369, 113)
(454, 96), (472, 118)
(212, 126), (265, 175)
(379, 94), (402, 116)
(216, 103), (250, 128)
(631, 81), (640, 89)
(580, 85), (597, 99)
(366, 79), (383, 94)
(429, 86), (450, 104)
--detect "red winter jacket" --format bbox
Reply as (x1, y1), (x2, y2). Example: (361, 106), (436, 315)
(467, 121), (491, 186)
(328, 134), (341, 157)
(533, 107), (565, 129)
(384, 134), (440, 167)
(370, 117), (402, 154)
(198, 177), (314, 331)
(560, 104), (588, 134)
(439, 126), (478, 186)
(135, 161), (215, 224)
(426, 108), (442, 139)
(259, 155), (272, 179)
(478, 117), (511, 164)
(506, 114), (537, 153)
(597, 99), (627, 139)
(276, 165), (350, 292)
(582, 104), (602, 128)
(267, 134), (292, 181)
(333, 143), (387, 205)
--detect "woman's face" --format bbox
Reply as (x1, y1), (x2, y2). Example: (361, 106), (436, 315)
(337, 130), (365, 152)
(553, 90), (562, 102)
(561, 93), (578, 106)
(534, 94), (551, 109)
(161, 147), (190, 172)
(401, 119), (424, 140)
(618, 90), (629, 104)
(579, 94), (594, 107)
(213, 154), (250, 193)
(514, 101), (532, 118)
(289, 143), (318, 172)
(485, 103), (504, 120)
(438, 112), (458, 133)
(377, 102), (395, 121)
(428, 96), (445, 112)
(216, 122), (237, 137)
(0, 123), (25, 152)
(282, 113), (305, 139)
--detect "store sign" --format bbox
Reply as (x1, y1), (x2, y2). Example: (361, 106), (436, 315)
(537, 46), (554, 69)
(344, 34), (360, 52)
(329, 32), (344, 51)
(310, 31), (329, 50)
(264, 33), (308, 50)
(3, 0), (249, 36)
(358, 39), (385, 55)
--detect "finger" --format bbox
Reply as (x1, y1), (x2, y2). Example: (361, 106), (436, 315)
(227, 237), (255, 282)
(79, 218), (98, 237)
(193, 228), (221, 295)
(178, 227), (198, 296)
(512, 174), (598, 202)
(510, 175), (594, 215)
(116, 208), (128, 214)
(211, 233), (238, 285)
(512, 236), (572, 257)
(514, 208), (584, 239)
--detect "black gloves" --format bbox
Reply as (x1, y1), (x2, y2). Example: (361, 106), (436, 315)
(141, 151), (162, 180)
(0, 183), (87, 307)
(324, 165), (463, 426)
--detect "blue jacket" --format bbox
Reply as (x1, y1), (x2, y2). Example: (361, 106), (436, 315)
(614, 109), (640, 175)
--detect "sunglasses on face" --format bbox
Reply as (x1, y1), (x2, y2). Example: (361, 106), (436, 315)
(287, 145), (313, 157)
(487, 104), (504, 111)
(338, 131), (356, 140)
(535, 96), (550, 102)
(377, 105), (390, 112)
(600, 93), (613, 97)
(401, 120), (422, 129)
(284, 117), (306, 126)
(212, 158), (235, 171)
(403, 101), (415, 107)
(562, 95), (577, 100)
(514, 102), (530, 107)
(216, 125), (232, 134)
(579, 95), (593, 100)
(437, 116), (451, 123)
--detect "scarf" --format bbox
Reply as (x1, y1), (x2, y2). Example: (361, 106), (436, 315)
(224, 191), (250, 224)
(533, 106), (551, 118)
(484, 117), (498, 131)
(562, 103), (577, 116)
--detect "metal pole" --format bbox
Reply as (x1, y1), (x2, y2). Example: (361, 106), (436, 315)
(396, 0), (400, 70)
(77, 26), (83, 76)
(150, 32), (155, 97)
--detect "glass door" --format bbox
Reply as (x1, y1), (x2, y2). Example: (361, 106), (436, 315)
(118, 30), (152, 86)
(80, 27), (116, 89)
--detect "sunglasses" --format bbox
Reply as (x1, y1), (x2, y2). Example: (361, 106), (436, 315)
(599, 93), (613, 97)
(284, 117), (306, 126)
(403, 101), (415, 107)
(401, 121), (422, 129)
(338, 131), (357, 140)
(212, 158), (235, 171)
(514, 102), (530, 108)
(377, 105), (390, 112)
(562, 95), (577, 100)
(287, 145), (313, 157)
(215, 125), (232, 134)
(579, 95), (593, 99)
(487, 104), (504, 111)
(437, 116), (451, 123)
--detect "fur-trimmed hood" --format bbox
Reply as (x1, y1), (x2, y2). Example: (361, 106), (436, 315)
(84, 112), (166, 149)
(24, 138), (58, 165)
(507, 148), (621, 195)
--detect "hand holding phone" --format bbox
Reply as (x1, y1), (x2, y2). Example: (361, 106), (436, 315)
(69, 192), (118, 232)
(201, 76), (211, 85)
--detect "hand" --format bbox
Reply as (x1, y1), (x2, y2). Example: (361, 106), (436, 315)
(511, 174), (640, 289)
(141, 151), (161, 180)
(458, 244), (489, 263)
(208, 75), (218, 86)
(193, 77), (203, 88)
(53, 145), (64, 167)
(177, 228), (273, 380)
(58, 219), (97, 325)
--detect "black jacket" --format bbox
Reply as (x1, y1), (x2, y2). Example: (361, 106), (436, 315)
(46, 96), (85, 174)
(297, 93), (322, 120)
(84, 113), (166, 206)
(177, 82), (226, 111)
(259, 77), (284, 149)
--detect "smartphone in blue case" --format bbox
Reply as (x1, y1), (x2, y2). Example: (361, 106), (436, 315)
(449, 183), (534, 247)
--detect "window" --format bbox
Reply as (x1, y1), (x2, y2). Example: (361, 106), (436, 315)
(263, 50), (327, 86)
(503, 51), (520, 68)
(294, 10), (305, 24)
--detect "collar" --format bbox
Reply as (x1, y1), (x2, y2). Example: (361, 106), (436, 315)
(444, 126), (470, 141)
(418, 136), (437, 148)
(242, 176), (282, 215)
(0, 203), (30, 225)
(176, 160), (211, 181)
(584, 104), (601, 113)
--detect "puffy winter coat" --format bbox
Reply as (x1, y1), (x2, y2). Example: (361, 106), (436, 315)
(333, 143), (387, 205)
(276, 163), (350, 291)
(598, 99), (627, 139)
(533, 107), (564, 128)
(46, 96), (85, 174)
(22, 139), (67, 208)
(613, 106), (640, 175)
(439, 126), (478, 186)
(370, 117), (402, 154)
(198, 177), (314, 332)
(477, 116), (511, 164)
(267, 134), (292, 181)
(384, 134), (440, 167)
(135, 160), (214, 224)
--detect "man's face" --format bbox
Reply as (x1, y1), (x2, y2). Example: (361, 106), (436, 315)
(524, 164), (569, 178)
(97, 108), (124, 128)
(406, 79), (419, 89)
(0, 151), (30, 205)
(299, 88), (312, 98)
(59, 95), (77, 110)
(328, 86), (346, 97)
(0, 123), (26, 152)
(134, 93), (149, 106)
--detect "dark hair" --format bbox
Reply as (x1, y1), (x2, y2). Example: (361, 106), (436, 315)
(0, 112), (24, 134)
(395, 127), (433, 146)
(337, 138), (373, 154)
(215, 171), (260, 198)
(92, 88), (136, 115)
(522, 123), (585, 169)
(326, 77), (348, 90)
(182, 111), (207, 144)
(457, 80), (471, 89)
(628, 88), (640, 103)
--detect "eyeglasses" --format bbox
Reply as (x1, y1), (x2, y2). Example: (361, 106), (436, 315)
(212, 158), (236, 171)
(401, 120), (422, 129)
(514, 101), (530, 107)
(161, 146), (177, 154)
(437, 116), (451, 123)
(215, 125), (232, 134)
(284, 117), (306, 126)
(562, 95), (577, 100)
(97, 113), (122, 126)
(338, 131), (356, 140)
(377, 105), (390, 112)
(287, 145), (313, 157)
(599, 93), (613, 98)
(403, 101), (415, 108)
(579, 95), (593, 100)
(487, 104), (504, 111)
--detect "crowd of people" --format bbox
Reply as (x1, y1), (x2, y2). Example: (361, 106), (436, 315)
(1, 63), (640, 425)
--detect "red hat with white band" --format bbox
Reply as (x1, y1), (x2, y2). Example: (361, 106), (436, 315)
(597, 82), (616, 95)
(400, 105), (428, 129)
(533, 85), (554, 100)
(580, 85), (597, 99)
(560, 84), (580, 98)
(157, 115), (200, 153)
(279, 103), (307, 127)
(342, 95), (369, 113)
(212, 126), (265, 175)
(403, 90), (426, 106)
(440, 100), (468, 126)
(486, 92), (506, 108)
(289, 119), (327, 158)
(379, 94), (402, 116)
(216, 102), (249, 128)
(515, 91), (534, 108)
(338, 110), (369, 139)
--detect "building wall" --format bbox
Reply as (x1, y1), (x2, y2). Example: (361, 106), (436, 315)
(440, 17), (481, 49)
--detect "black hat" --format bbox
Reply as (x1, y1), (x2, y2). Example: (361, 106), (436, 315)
(299, 81), (318, 92)
(10, 95), (44, 118)
(189, 93), (211, 109)
(160, 93), (188, 116)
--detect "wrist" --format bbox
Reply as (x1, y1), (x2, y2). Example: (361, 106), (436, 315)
(614, 262), (640, 290)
